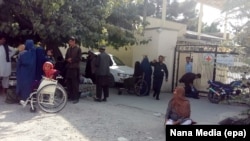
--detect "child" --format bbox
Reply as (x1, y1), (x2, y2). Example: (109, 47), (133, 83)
(42, 61), (58, 79)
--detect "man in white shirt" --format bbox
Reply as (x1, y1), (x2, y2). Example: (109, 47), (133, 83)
(0, 34), (16, 94)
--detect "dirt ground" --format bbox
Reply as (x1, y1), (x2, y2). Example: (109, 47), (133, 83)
(0, 90), (166, 141)
(0, 88), (248, 141)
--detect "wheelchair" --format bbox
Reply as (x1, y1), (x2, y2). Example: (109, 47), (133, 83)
(118, 73), (148, 96)
(20, 75), (68, 113)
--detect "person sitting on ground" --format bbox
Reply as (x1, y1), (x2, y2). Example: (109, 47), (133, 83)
(179, 72), (201, 99)
(165, 86), (194, 125)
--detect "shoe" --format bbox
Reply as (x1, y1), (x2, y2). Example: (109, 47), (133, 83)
(94, 98), (102, 102)
(102, 98), (107, 102)
(156, 97), (160, 100)
(72, 99), (79, 104)
(153, 93), (156, 97)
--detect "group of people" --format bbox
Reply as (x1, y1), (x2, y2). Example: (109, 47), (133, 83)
(83, 46), (113, 102)
(163, 56), (200, 125)
(130, 55), (201, 101)
(0, 34), (62, 103)
(132, 55), (169, 100)
(0, 34), (114, 105)
(0, 33), (201, 126)
(181, 56), (201, 99)
(0, 33), (200, 125)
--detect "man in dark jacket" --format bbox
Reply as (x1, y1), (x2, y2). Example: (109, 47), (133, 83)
(94, 46), (113, 102)
(179, 72), (201, 99)
(65, 36), (82, 104)
(85, 50), (97, 84)
(150, 55), (168, 100)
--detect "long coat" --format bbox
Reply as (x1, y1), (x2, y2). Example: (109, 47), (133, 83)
(140, 56), (152, 95)
(0, 45), (16, 77)
(16, 40), (36, 100)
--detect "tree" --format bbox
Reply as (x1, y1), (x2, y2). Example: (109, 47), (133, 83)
(203, 22), (221, 33)
(105, 0), (146, 48)
(0, 0), (146, 58)
(218, 0), (250, 124)
(222, 0), (250, 49)
(147, 0), (200, 32)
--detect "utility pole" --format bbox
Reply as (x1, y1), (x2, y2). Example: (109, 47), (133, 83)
(197, 3), (203, 40)
(162, 0), (167, 21)
(223, 12), (228, 40)
(142, 0), (148, 34)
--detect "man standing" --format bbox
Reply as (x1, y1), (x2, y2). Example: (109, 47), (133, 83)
(179, 72), (201, 99)
(150, 55), (168, 100)
(185, 56), (192, 73)
(85, 50), (97, 84)
(65, 36), (82, 104)
(0, 34), (16, 94)
(94, 46), (113, 102)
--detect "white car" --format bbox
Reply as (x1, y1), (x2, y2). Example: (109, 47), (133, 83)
(80, 52), (134, 86)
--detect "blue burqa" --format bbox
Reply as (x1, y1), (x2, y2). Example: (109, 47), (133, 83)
(35, 46), (46, 81)
(16, 40), (36, 100)
(140, 56), (152, 96)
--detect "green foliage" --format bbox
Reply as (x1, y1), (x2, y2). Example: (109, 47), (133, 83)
(222, 0), (250, 51)
(202, 22), (221, 33)
(166, 0), (180, 20)
(0, 0), (146, 49)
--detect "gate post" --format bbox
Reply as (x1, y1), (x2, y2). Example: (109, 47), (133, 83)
(213, 45), (218, 81)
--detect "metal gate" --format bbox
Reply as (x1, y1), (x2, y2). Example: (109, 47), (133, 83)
(172, 43), (239, 95)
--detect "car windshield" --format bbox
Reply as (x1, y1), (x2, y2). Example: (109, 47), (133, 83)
(112, 55), (125, 66)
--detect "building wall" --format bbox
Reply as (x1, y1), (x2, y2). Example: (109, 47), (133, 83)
(132, 29), (159, 65)
(132, 28), (178, 93)
(146, 17), (187, 37)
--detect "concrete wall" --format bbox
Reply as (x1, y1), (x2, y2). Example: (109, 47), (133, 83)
(132, 28), (178, 93)
(146, 17), (187, 37)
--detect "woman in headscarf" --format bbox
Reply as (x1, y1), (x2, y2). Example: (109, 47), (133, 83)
(133, 61), (143, 84)
(123, 61), (143, 94)
(140, 56), (152, 96)
(165, 86), (193, 125)
(16, 39), (36, 101)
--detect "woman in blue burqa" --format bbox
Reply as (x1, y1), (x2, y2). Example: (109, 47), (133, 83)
(140, 56), (152, 96)
(16, 39), (37, 100)
(35, 42), (47, 82)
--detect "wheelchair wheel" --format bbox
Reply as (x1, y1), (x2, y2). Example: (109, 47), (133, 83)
(134, 79), (148, 96)
(37, 83), (67, 113)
